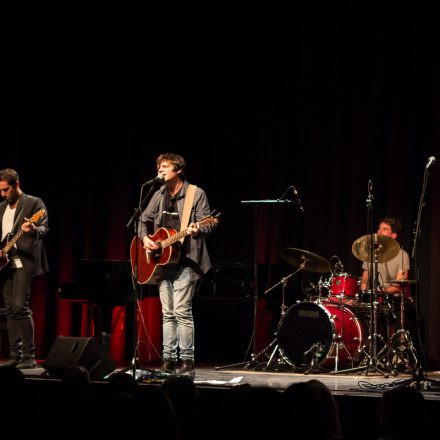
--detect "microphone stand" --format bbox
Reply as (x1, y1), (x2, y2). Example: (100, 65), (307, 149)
(122, 181), (159, 379)
(215, 193), (301, 371)
(391, 160), (440, 389)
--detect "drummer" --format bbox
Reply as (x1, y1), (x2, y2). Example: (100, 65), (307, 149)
(359, 217), (410, 297)
(358, 217), (417, 344)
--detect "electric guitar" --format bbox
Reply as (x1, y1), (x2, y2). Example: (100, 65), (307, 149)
(0, 209), (46, 271)
(130, 212), (220, 284)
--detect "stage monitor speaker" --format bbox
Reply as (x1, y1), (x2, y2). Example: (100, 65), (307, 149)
(43, 336), (116, 380)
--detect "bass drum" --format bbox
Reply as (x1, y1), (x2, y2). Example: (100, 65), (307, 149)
(277, 301), (364, 369)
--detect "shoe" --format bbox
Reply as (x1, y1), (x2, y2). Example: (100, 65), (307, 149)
(160, 359), (176, 373)
(0, 357), (23, 367)
(16, 358), (37, 369)
(178, 359), (195, 378)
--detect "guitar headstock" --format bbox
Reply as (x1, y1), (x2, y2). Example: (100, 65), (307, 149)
(29, 210), (46, 224)
(199, 210), (221, 229)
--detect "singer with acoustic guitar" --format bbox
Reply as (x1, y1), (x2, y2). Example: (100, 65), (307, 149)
(132, 153), (216, 378)
(0, 168), (49, 369)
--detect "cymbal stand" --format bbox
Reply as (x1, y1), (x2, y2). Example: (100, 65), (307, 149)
(332, 180), (389, 376)
(214, 262), (305, 372)
(388, 291), (418, 372)
(248, 261), (307, 371)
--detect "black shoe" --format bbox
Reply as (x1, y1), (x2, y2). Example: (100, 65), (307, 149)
(16, 358), (37, 369)
(178, 360), (195, 378)
(160, 359), (176, 373)
(0, 357), (23, 367)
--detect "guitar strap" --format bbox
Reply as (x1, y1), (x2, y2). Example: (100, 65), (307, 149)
(179, 184), (197, 243)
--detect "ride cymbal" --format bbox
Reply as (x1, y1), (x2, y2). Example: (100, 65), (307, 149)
(351, 234), (400, 263)
(280, 247), (331, 273)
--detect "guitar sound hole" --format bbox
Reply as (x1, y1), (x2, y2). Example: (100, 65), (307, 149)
(152, 249), (162, 259)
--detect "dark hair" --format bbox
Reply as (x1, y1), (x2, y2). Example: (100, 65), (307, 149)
(0, 168), (19, 186)
(156, 153), (186, 178)
(379, 217), (402, 234)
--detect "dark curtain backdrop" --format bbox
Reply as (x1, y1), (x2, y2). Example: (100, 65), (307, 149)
(2, 5), (440, 365)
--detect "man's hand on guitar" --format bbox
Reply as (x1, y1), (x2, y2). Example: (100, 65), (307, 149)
(21, 217), (36, 233)
(187, 222), (200, 237)
(142, 236), (159, 252)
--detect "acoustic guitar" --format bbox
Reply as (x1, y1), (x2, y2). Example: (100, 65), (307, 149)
(130, 213), (219, 284)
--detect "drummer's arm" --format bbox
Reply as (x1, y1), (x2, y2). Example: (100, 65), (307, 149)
(385, 269), (409, 296)
(360, 270), (369, 291)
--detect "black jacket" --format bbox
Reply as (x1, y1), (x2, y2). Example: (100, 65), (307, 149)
(0, 193), (49, 276)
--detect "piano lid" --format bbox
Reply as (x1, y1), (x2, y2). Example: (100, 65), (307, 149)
(58, 259), (134, 302)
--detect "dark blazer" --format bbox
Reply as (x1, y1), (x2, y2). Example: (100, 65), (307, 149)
(0, 193), (49, 276)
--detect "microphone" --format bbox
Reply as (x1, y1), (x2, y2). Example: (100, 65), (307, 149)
(292, 187), (304, 212)
(426, 156), (436, 169)
(143, 175), (165, 186)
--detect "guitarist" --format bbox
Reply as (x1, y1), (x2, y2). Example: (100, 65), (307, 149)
(0, 168), (49, 369)
(139, 153), (212, 377)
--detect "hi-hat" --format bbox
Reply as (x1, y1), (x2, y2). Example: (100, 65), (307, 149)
(280, 248), (330, 273)
(352, 234), (400, 263)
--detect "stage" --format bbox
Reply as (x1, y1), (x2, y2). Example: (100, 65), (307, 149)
(20, 361), (440, 396)
(16, 362), (440, 439)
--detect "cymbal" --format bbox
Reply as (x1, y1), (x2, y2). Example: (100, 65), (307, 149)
(280, 247), (330, 273)
(389, 279), (417, 284)
(352, 233), (400, 263)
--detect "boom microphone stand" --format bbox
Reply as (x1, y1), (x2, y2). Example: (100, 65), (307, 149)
(391, 155), (440, 389)
(123, 178), (163, 379)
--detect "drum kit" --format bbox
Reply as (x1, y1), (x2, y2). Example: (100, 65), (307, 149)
(256, 234), (419, 375)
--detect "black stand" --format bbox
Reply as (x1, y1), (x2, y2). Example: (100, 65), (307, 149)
(392, 157), (440, 389)
(332, 180), (389, 377)
(253, 263), (305, 371)
(120, 181), (160, 379)
(215, 193), (301, 371)
(387, 281), (419, 372)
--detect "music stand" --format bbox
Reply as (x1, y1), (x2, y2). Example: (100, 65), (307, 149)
(214, 196), (301, 371)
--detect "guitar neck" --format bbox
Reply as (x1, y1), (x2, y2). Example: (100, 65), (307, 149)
(158, 217), (216, 250)
(161, 229), (188, 249)
(2, 230), (25, 254)
(0, 209), (46, 256)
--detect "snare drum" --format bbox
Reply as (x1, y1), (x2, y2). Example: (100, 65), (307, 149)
(356, 289), (386, 307)
(327, 274), (360, 305)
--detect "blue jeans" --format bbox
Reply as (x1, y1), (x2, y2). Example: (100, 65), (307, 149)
(158, 266), (196, 361)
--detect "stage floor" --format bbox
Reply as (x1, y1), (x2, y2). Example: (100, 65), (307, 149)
(22, 362), (440, 400)
(193, 366), (440, 399)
